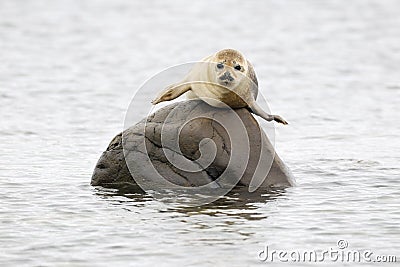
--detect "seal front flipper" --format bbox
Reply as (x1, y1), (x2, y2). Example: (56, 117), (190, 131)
(151, 82), (192, 105)
(248, 101), (288, 125)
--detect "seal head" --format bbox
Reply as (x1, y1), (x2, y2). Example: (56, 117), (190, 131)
(211, 49), (249, 89)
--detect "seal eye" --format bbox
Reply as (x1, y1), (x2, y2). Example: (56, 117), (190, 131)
(217, 63), (224, 69)
(234, 65), (242, 71)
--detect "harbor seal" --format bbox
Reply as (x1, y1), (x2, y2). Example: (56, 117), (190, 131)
(151, 49), (288, 124)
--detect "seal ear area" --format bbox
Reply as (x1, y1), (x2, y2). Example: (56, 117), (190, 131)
(151, 83), (192, 105)
(246, 60), (259, 100)
(246, 60), (258, 87)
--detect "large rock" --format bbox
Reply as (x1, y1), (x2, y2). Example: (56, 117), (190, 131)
(91, 100), (295, 192)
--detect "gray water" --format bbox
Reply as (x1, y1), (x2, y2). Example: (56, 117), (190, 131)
(1, 0), (399, 266)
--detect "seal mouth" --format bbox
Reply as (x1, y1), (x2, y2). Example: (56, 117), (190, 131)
(218, 80), (234, 87)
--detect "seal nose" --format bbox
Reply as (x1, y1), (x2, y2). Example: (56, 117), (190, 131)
(219, 71), (234, 82)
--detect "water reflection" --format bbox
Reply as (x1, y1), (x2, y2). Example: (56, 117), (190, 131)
(94, 183), (288, 221)
(93, 183), (151, 207)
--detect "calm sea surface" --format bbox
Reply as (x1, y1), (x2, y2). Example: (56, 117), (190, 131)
(1, 0), (399, 266)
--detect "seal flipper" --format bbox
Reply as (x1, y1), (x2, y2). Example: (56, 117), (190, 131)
(151, 83), (191, 105)
(248, 101), (288, 125)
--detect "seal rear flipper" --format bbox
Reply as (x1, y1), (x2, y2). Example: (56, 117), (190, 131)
(248, 101), (274, 121)
(151, 83), (192, 105)
(248, 101), (288, 125)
